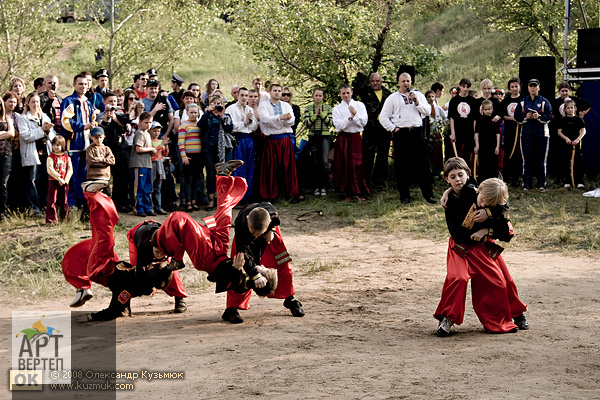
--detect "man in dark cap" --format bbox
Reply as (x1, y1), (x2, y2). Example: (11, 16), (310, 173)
(170, 73), (185, 106)
(94, 69), (109, 95)
(147, 68), (158, 80)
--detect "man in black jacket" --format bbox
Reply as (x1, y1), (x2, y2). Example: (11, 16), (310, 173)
(356, 72), (392, 186)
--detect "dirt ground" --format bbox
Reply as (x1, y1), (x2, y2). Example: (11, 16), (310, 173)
(1, 208), (600, 399)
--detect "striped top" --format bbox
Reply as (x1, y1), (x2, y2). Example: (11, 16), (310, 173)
(178, 120), (201, 157)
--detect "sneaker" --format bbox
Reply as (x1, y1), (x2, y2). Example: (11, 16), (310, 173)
(564, 183), (571, 188)
(156, 208), (168, 215)
(147, 211), (157, 216)
(222, 307), (243, 324)
(314, 188), (320, 196)
(216, 160), (244, 176)
(283, 297), (305, 317)
(69, 288), (94, 307)
(538, 186), (546, 192)
(174, 297), (187, 313)
(513, 314), (529, 330)
(136, 212), (147, 217)
(577, 183), (585, 189)
(320, 188), (327, 197)
(436, 316), (454, 337)
(81, 180), (108, 193)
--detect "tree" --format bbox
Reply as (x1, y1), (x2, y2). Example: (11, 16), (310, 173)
(0, 0), (68, 89)
(82, 0), (213, 88)
(224, 0), (442, 99)
(470, 0), (599, 65)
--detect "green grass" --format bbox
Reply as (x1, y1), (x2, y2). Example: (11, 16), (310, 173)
(272, 176), (600, 254)
(0, 210), (88, 298)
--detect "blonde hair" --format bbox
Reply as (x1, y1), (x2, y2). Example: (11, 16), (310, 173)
(480, 78), (493, 89)
(478, 178), (508, 206)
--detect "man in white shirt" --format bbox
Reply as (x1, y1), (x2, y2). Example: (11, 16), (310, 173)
(332, 84), (370, 201)
(380, 72), (436, 204)
(226, 87), (258, 200)
(257, 84), (299, 200)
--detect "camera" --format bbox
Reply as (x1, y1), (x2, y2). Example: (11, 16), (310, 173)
(109, 106), (122, 112)
(215, 103), (224, 112)
(50, 82), (56, 91)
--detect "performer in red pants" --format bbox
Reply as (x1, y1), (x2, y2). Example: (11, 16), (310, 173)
(223, 202), (304, 324)
(127, 221), (188, 313)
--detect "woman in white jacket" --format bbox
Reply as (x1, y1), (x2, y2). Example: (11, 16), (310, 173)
(17, 92), (53, 217)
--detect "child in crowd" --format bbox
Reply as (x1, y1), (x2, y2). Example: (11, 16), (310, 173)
(179, 103), (207, 211)
(198, 95), (234, 211)
(435, 157), (527, 336)
(149, 121), (169, 215)
(129, 112), (156, 217)
(474, 100), (501, 183)
(557, 100), (586, 188)
(46, 135), (72, 224)
(84, 126), (115, 194)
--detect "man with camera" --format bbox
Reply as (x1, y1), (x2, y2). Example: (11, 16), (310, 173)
(99, 92), (133, 211)
(40, 75), (63, 135)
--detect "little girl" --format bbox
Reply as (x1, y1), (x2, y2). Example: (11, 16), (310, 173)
(46, 135), (72, 224)
(150, 121), (169, 215)
(557, 99), (586, 188)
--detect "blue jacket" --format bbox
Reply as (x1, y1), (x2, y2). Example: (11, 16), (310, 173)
(60, 92), (95, 151)
(514, 95), (552, 137)
(197, 111), (233, 148)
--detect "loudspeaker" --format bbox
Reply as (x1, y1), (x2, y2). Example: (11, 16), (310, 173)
(577, 28), (600, 68)
(519, 56), (556, 100)
(396, 65), (415, 83)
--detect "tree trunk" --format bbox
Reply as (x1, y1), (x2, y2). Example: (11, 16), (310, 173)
(371, 0), (393, 73)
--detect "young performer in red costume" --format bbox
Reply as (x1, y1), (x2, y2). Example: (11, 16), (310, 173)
(434, 157), (527, 336)
(222, 202), (303, 324)
(63, 160), (276, 321)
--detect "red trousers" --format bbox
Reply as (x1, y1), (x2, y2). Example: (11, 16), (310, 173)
(260, 135), (299, 200)
(334, 132), (369, 195)
(226, 226), (295, 310)
(156, 176), (247, 274)
(46, 180), (69, 224)
(62, 192), (119, 288)
(434, 238), (522, 333)
(127, 221), (187, 298)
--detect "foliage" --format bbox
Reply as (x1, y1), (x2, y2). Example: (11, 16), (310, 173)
(469, 0), (599, 64)
(80, 0), (213, 89)
(224, 0), (443, 100)
(0, 0), (70, 90)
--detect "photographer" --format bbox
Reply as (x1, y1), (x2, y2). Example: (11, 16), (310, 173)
(99, 92), (132, 211)
(38, 75), (63, 207)
(198, 95), (233, 211)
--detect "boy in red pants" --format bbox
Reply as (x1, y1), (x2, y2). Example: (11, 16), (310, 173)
(222, 202), (304, 324)
(434, 157), (527, 336)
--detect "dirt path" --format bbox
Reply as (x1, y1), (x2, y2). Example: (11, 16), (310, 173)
(1, 211), (599, 399)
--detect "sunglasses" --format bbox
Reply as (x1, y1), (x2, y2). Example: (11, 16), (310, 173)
(281, 93), (291, 97)
(128, 97), (137, 100)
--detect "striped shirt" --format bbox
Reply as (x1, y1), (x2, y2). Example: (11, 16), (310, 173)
(178, 120), (201, 157)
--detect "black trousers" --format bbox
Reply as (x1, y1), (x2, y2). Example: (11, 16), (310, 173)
(393, 127), (433, 200)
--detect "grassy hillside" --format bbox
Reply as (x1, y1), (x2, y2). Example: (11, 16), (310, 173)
(411, 2), (536, 98)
